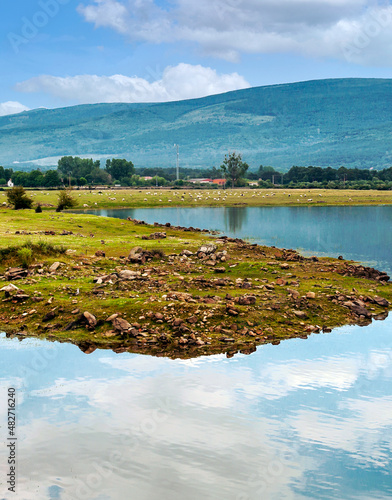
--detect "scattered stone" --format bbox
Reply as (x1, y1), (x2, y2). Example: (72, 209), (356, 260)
(95, 250), (106, 257)
(306, 292), (316, 299)
(49, 262), (61, 273)
(142, 232), (166, 240)
(42, 309), (57, 322)
(119, 270), (141, 280)
(374, 296), (389, 307)
(112, 317), (131, 333)
(5, 268), (28, 281)
(106, 313), (119, 322)
(237, 295), (257, 305)
(293, 310), (308, 319)
(197, 244), (217, 256)
(83, 311), (97, 328)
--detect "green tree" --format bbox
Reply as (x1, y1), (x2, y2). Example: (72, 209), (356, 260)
(7, 186), (33, 210)
(220, 152), (249, 188)
(105, 159), (135, 180)
(57, 189), (77, 211)
(44, 170), (61, 187)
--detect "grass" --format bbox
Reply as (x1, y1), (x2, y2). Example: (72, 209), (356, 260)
(0, 188), (392, 211)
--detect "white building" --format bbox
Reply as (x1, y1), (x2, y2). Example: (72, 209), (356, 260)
(7, 179), (14, 188)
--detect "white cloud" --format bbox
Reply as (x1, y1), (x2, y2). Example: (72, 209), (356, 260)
(15, 63), (250, 104)
(77, 0), (392, 64)
(0, 101), (30, 117)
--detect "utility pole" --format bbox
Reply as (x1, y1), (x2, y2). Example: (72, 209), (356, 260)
(174, 144), (179, 181)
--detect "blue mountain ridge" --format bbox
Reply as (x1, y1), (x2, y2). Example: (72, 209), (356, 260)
(1, 78), (392, 171)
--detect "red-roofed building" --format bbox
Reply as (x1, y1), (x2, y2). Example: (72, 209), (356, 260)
(212, 179), (226, 186)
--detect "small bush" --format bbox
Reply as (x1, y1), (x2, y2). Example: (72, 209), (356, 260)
(35, 203), (43, 213)
(57, 189), (78, 211)
(17, 247), (33, 268)
(151, 249), (166, 259)
(7, 186), (33, 210)
(0, 241), (67, 268)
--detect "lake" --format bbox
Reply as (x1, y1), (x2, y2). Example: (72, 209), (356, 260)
(1, 206), (392, 500)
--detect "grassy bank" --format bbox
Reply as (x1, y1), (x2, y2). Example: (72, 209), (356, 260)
(0, 208), (391, 359)
(2, 188), (392, 210)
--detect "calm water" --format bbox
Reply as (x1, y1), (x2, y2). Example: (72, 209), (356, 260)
(1, 206), (392, 500)
(82, 205), (392, 274)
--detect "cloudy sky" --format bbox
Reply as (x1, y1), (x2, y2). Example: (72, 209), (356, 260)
(2, 0), (392, 115)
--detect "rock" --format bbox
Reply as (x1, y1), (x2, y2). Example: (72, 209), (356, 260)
(42, 310), (57, 322)
(237, 295), (257, 305)
(181, 250), (194, 257)
(142, 232), (166, 240)
(293, 310), (308, 319)
(340, 264), (390, 282)
(349, 304), (372, 318)
(276, 278), (288, 286)
(83, 311), (97, 328)
(13, 293), (30, 302)
(374, 296), (389, 307)
(112, 317), (131, 333)
(5, 268), (28, 281)
(1, 284), (19, 293)
(280, 264), (290, 270)
(119, 270), (140, 280)
(95, 250), (106, 257)
(127, 246), (143, 261)
(49, 262), (61, 273)
(306, 292), (316, 299)
(288, 289), (300, 299)
(205, 260), (216, 266)
(197, 244), (217, 255)
(214, 267), (226, 273)
(106, 313), (119, 322)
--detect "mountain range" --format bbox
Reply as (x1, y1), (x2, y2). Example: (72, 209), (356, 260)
(1, 78), (392, 171)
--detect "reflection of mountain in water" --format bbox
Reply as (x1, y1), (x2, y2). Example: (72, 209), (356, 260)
(224, 207), (248, 233)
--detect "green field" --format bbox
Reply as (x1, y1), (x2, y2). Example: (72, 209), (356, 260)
(3, 187), (392, 210)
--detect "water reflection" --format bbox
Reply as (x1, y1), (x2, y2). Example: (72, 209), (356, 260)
(224, 206), (248, 233)
(1, 316), (392, 500)
(78, 206), (392, 274)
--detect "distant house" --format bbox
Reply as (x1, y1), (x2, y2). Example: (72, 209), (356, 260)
(212, 179), (226, 186)
(7, 179), (14, 188)
(143, 176), (153, 180)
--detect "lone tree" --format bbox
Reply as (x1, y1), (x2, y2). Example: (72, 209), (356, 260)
(220, 152), (249, 188)
(7, 186), (33, 210)
(56, 189), (77, 211)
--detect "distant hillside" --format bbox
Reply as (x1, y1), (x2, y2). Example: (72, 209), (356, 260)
(2, 78), (392, 171)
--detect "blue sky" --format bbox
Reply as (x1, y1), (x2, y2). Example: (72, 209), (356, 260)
(2, 0), (392, 115)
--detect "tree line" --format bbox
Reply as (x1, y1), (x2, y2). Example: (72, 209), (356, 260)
(1, 155), (392, 189)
